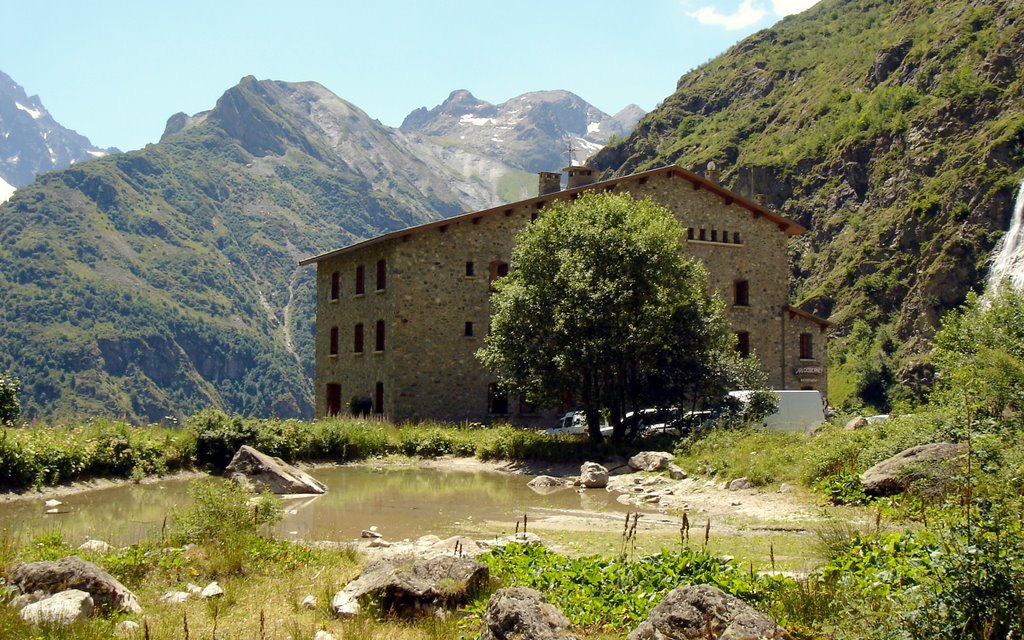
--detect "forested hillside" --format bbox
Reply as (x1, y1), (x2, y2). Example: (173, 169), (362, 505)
(592, 0), (1024, 408)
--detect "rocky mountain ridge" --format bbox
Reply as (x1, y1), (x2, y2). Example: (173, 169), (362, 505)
(0, 70), (116, 202)
(0, 76), (642, 422)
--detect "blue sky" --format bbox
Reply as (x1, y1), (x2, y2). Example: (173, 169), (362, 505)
(3, 0), (818, 151)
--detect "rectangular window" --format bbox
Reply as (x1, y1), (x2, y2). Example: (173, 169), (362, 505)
(355, 265), (365, 295)
(326, 383), (342, 417)
(330, 271), (340, 300)
(699, 229), (706, 241)
(375, 320), (385, 352)
(354, 323), (364, 353)
(465, 321), (474, 337)
(711, 230), (718, 242)
(374, 382), (384, 415)
(465, 261), (475, 277)
(800, 333), (814, 360)
(329, 326), (339, 355)
(734, 280), (749, 307)
(376, 258), (386, 291)
(736, 331), (750, 358)
(687, 228), (694, 240)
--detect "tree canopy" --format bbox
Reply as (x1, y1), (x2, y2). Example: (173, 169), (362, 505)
(478, 192), (761, 441)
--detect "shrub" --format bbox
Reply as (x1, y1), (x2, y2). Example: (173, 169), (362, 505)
(170, 478), (281, 547)
(189, 409), (259, 470)
(0, 373), (18, 426)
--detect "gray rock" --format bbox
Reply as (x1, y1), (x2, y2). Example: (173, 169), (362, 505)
(844, 416), (868, 431)
(527, 475), (568, 488)
(332, 555), (488, 619)
(78, 539), (114, 553)
(777, 483), (794, 494)
(667, 463), (688, 480)
(580, 462), (609, 489)
(226, 445), (327, 494)
(159, 591), (190, 604)
(727, 477), (753, 491)
(11, 590), (46, 609)
(200, 581), (224, 599)
(116, 620), (142, 636)
(860, 442), (968, 496)
(479, 586), (579, 640)
(20, 589), (94, 626)
(628, 451), (674, 472)
(627, 584), (790, 640)
(302, 594), (318, 609)
(313, 631), (337, 640)
(11, 556), (141, 614)
(44, 499), (62, 508)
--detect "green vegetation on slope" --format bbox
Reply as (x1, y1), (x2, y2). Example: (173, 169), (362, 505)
(593, 0), (1024, 410)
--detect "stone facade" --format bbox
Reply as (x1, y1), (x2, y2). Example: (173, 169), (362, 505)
(301, 165), (829, 424)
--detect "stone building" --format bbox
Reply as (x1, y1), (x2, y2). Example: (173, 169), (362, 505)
(299, 164), (829, 424)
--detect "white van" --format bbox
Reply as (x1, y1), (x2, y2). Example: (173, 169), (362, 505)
(544, 411), (613, 436)
(728, 390), (826, 433)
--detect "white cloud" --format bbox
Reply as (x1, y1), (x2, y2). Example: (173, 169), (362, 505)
(772, 0), (819, 15)
(689, 0), (766, 30)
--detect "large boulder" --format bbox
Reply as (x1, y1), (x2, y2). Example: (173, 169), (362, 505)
(860, 442), (968, 496)
(580, 462), (609, 489)
(19, 589), (94, 626)
(225, 445), (327, 494)
(332, 555), (488, 618)
(628, 451), (674, 472)
(627, 584), (790, 640)
(10, 556), (141, 614)
(479, 587), (579, 640)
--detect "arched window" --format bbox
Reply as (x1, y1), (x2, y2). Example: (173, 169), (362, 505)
(735, 331), (750, 358)
(355, 265), (365, 295)
(330, 271), (340, 300)
(374, 382), (384, 415)
(375, 320), (385, 352)
(800, 333), (814, 360)
(329, 326), (339, 355)
(376, 258), (387, 291)
(734, 280), (749, 307)
(354, 323), (364, 353)
(326, 383), (342, 417)
(488, 383), (509, 415)
(488, 261), (509, 292)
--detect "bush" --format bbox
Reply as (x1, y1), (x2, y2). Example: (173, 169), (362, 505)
(170, 477), (281, 546)
(0, 373), (19, 426)
(189, 409), (260, 470)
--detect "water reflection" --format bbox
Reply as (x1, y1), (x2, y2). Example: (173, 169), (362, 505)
(0, 465), (639, 546)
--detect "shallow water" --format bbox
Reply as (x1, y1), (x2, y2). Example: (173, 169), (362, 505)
(0, 465), (636, 547)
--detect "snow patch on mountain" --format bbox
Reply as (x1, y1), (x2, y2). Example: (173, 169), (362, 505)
(0, 175), (15, 203)
(15, 101), (42, 119)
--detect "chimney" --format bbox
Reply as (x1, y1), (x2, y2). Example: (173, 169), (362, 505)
(705, 161), (720, 184)
(538, 171), (561, 195)
(565, 165), (598, 189)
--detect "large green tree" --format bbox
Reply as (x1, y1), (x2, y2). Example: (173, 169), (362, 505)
(478, 192), (754, 441)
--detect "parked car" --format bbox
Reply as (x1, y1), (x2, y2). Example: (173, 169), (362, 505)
(544, 411), (613, 436)
(626, 407), (715, 435)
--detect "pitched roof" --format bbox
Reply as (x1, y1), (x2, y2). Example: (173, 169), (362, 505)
(783, 305), (832, 329)
(299, 164), (805, 266)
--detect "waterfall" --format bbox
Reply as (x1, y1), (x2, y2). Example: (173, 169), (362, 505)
(987, 178), (1024, 292)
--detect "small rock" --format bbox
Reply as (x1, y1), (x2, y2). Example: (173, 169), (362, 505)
(368, 538), (392, 548)
(845, 416), (868, 431)
(20, 589), (94, 626)
(579, 462), (609, 489)
(616, 495), (632, 505)
(116, 620), (141, 636)
(628, 451), (675, 472)
(46, 508), (60, 514)
(331, 590), (360, 617)
(11, 591), (46, 609)
(200, 581), (224, 599)
(44, 499), (62, 508)
(313, 631), (336, 640)
(727, 477), (753, 491)
(479, 586), (579, 640)
(361, 529), (382, 539)
(186, 583), (202, 593)
(667, 464), (687, 480)
(527, 475), (566, 488)
(778, 483), (794, 494)
(730, 501), (742, 506)
(301, 595), (318, 609)
(78, 539), (113, 553)
(642, 494), (661, 504)
(159, 591), (190, 604)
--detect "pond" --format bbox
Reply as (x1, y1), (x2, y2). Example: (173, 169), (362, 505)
(0, 464), (645, 547)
